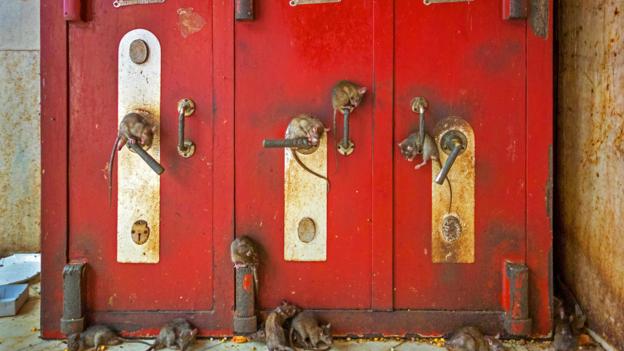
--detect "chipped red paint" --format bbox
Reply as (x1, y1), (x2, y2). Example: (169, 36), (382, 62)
(41, 0), (552, 338)
(243, 274), (253, 293)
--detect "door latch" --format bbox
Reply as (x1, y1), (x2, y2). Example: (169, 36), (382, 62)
(423, 0), (473, 5)
(289, 0), (341, 6)
(113, 0), (165, 8)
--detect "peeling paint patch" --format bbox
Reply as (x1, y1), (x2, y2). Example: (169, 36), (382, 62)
(177, 8), (206, 38)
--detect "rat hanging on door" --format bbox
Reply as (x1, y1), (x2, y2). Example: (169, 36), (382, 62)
(285, 114), (330, 188)
(398, 131), (453, 213)
(106, 112), (157, 206)
(230, 235), (260, 294)
(331, 80), (367, 133)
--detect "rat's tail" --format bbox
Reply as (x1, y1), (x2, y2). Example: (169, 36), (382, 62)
(292, 150), (330, 191)
(436, 158), (453, 213)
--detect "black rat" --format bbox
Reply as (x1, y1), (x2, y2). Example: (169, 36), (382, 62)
(289, 311), (332, 350)
(265, 300), (300, 351)
(107, 112), (157, 205)
(398, 131), (453, 213)
(445, 326), (507, 351)
(231, 236), (260, 293)
(145, 318), (198, 351)
(67, 325), (150, 351)
(331, 80), (367, 133)
(285, 114), (330, 188)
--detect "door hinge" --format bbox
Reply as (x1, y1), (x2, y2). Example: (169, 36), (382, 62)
(64, 0), (82, 21)
(502, 0), (528, 20)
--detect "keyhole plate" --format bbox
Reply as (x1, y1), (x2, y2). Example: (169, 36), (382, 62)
(117, 29), (161, 264)
(297, 217), (317, 243)
(284, 132), (327, 261)
(131, 220), (151, 245)
(432, 117), (475, 263)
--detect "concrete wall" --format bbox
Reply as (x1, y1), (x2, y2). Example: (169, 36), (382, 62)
(0, 0), (41, 256)
(557, 1), (624, 349)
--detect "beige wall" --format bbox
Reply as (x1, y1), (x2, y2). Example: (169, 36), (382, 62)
(0, 0), (41, 256)
(557, 1), (624, 349)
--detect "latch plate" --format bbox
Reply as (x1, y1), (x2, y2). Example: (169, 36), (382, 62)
(432, 117), (475, 263)
(117, 29), (161, 264)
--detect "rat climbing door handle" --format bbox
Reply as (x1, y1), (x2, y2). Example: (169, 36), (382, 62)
(177, 98), (196, 158)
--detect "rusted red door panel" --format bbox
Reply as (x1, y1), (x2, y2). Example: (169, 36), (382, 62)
(67, 2), (216, 313)
(235, 2), (374, 310)
(393, 0), (527, 310)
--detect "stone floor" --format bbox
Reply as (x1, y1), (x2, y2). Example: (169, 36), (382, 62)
(0, 282), (556, 351)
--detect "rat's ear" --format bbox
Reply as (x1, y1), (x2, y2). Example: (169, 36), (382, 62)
(358, 86), (367, 95)
(191, 328), (198, 337)
(152, 125), (158, 133)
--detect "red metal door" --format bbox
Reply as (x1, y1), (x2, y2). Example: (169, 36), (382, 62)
(235, 2), (375, 310)
(393, 0), (527, 310)
(233, 0), (552, 337)
(42, 0), (552, 338)
(64, 2), (231, 334)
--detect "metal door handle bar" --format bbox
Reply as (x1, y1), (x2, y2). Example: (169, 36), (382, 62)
(435, 130), (467, 184)
(411, 97), (429, 148)
(177, 98), (196, 158)
(263, 138), (311, 149)
(127, 142), (165, 174)
(337, 108), (355, 156)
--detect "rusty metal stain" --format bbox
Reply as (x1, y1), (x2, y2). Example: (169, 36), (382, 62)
(284, 132), (327, 261)
(117, 29), (160, 263)
(432, 117), (475, 263)
(530, 0), (549, 39)
(177, 8), (206, 38)
(557, 1), (624, 348)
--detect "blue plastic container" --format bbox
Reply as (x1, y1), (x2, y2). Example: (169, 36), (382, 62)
(0, 284), (29, 317)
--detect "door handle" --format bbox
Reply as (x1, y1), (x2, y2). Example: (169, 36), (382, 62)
(127, 142), (165, 174)
(411, 96), (428, 150)
(263, 138), (312, 149)
(435, 130), (467, 184)
(177, 98), (196, 158)
(337, 108), (355, 156)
